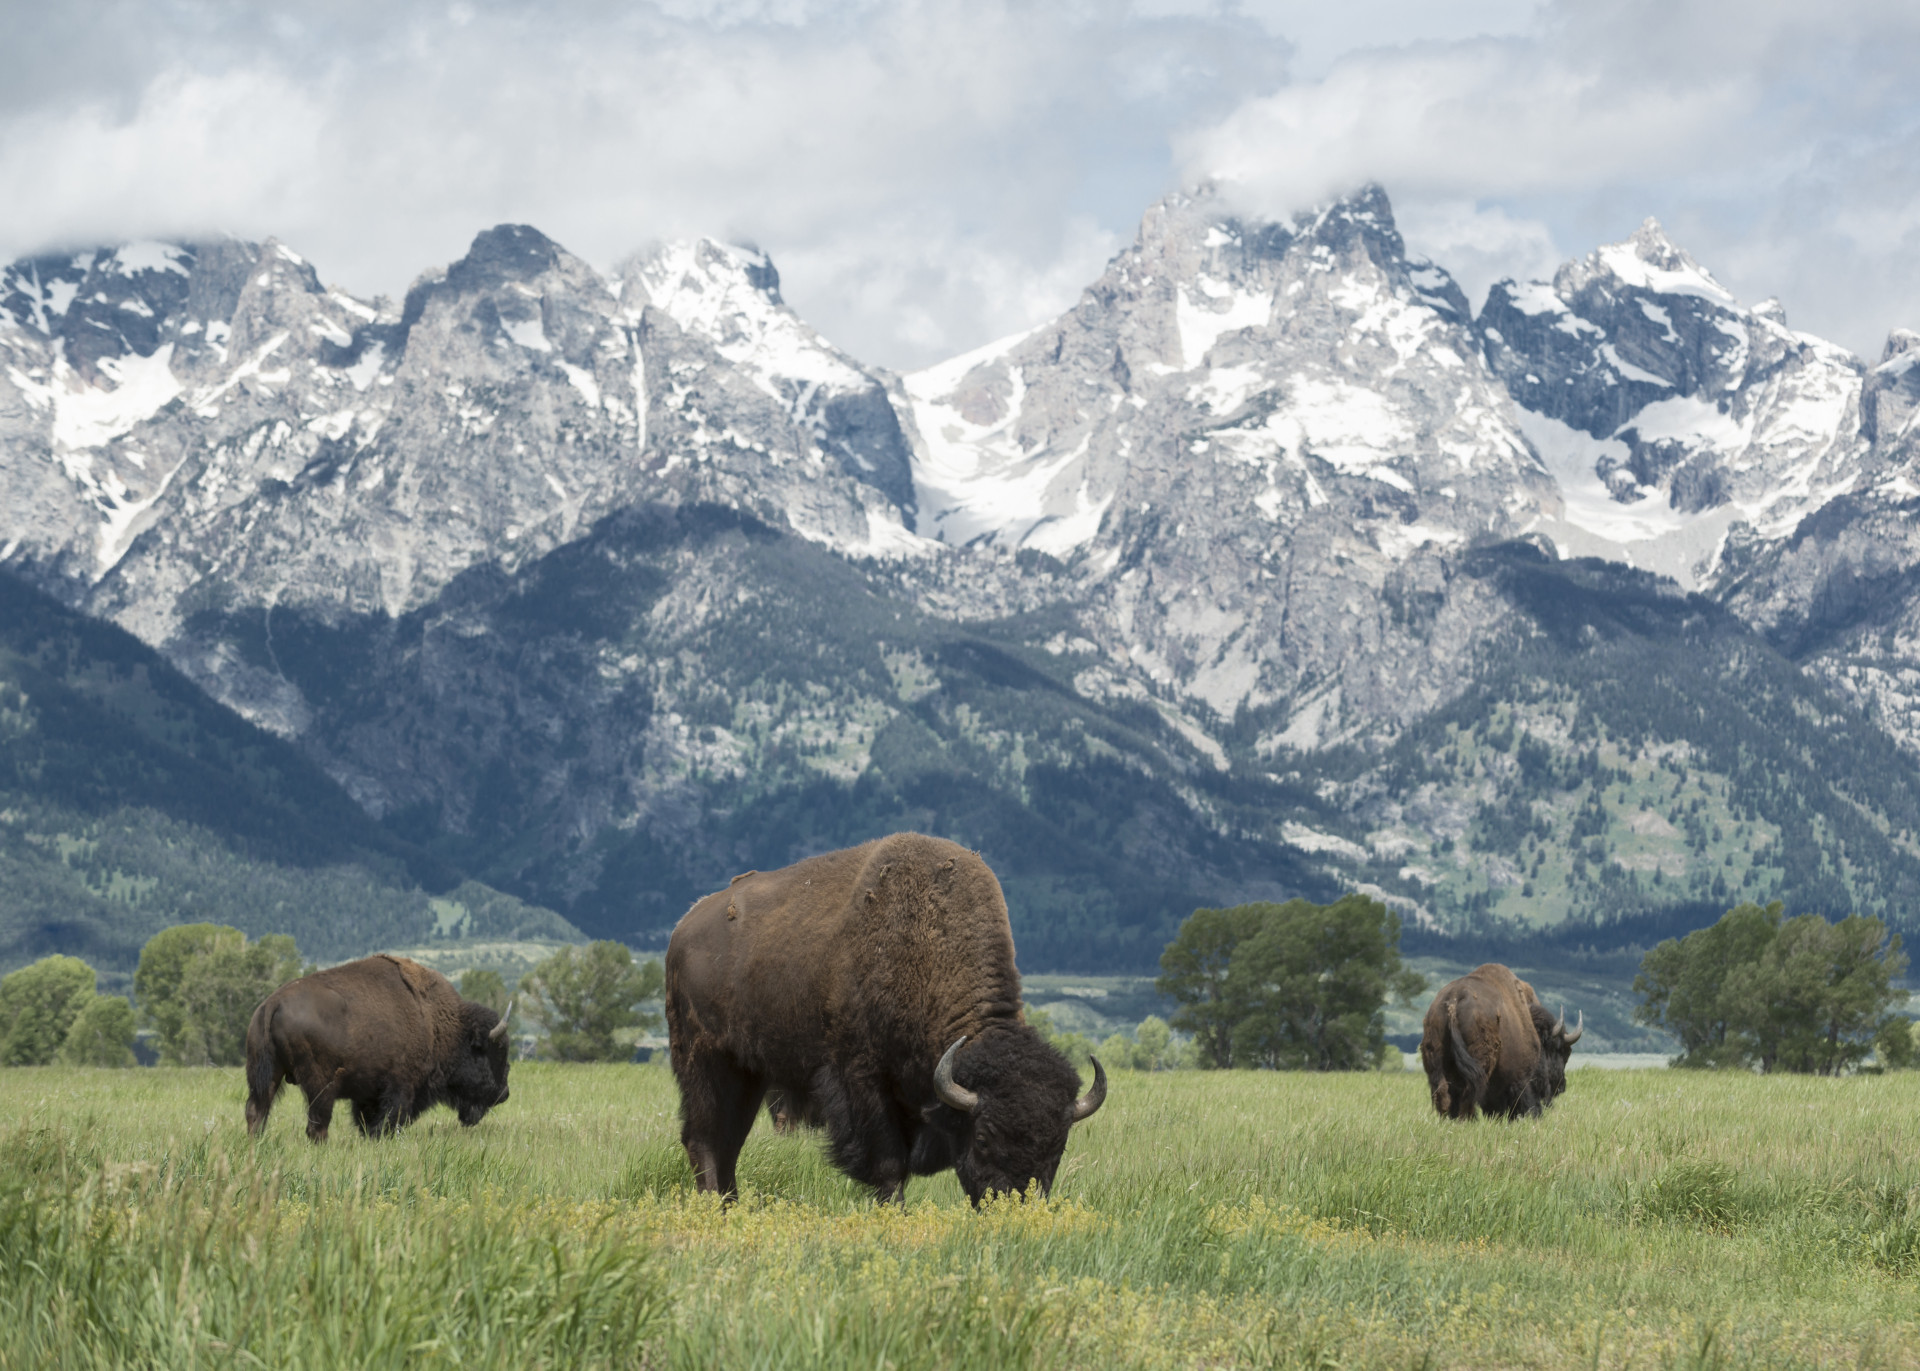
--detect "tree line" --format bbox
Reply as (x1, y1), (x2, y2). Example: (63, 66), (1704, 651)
(1152, 892), (1916, 1074)
(0, 927), (667, 1068)
(9, 894), (1910, 1077)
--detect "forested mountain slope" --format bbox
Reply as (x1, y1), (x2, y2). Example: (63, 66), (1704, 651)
(0, 570), (577, 975)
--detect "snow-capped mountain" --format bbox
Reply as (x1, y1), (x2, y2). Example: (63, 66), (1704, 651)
(1480, 220), (1868, 589)
(896, 191), (1888, 755)
(1, 224), (919, 733)
(903, 186), (1553, 749)
(4, 183), (1920, 960)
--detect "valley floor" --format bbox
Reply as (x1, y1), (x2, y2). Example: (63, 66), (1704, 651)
(2, 1063), (1918, 1368)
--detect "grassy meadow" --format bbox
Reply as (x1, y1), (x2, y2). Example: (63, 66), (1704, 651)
(2, 1062), (1919, 1369)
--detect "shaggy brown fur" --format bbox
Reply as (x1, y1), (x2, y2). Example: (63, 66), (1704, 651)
(665, 833), (1104, 1204)
(1419, 963), (1575, 1120)
(244, 954), (511, 1140)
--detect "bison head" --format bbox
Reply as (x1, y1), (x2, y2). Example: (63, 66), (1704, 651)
(1534, 1004), (1583, 1102)
(450, 999), (514, 1126)
(931, 1029), (1105, 1206)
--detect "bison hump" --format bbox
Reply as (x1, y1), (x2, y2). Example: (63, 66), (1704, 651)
(377, 954), (446, 1001)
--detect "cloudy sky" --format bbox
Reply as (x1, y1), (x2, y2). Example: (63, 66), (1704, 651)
(3, 0), (1917, 371)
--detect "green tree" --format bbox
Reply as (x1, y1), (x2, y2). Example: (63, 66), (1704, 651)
(1130, 1015), (1175, 1070)
(1095, 1016), (1194, 1072)
(135, 923), (244, 1063)
(1155, 903), (1265, 1068)
(458, 968), (511, 1016)
(1157, 896), (1423, 1070)
(1227, 896), (1426, 1071)
(134, 924), (302, 1066)
(0, 955), (97, 1066)
(1029, 1008), (1095, 1068)
(1875, 1016), (1917, 1071)
(1633, 902), (1781, 1068)
(1633, 903), (1907, 1074)
(172, 934), (303, 1067)
(523, 942), (662, 1062)
(1759, 914), (1908, 1075)
(61, 995), (137, 1068)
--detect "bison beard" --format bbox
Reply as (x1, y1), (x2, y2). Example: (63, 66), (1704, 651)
(665, 833), (1106, 1205)
(1419, 963), (1581, 1121)
(244, 954), (513, 1140)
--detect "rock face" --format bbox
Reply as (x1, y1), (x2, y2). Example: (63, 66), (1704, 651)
(904, 186), (1550, 753)
(1716, 329), (1920, 758)
(4, 185), (1920, 960)
(1478, 220), (1868, 589)
(1, 226), (919, 733)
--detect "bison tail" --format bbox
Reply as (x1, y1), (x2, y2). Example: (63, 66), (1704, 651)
(1446, 1001), (1488, 1117)
(244, 1003), (280, 1116)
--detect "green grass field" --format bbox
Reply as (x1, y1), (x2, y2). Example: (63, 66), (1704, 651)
(3, 1061), (1919, 1369)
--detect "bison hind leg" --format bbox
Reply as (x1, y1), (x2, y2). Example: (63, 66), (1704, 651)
(675, 1051), (764, 1200)
(1444, 1069), (1480, 1120)
(300, 1067), (348, 1142)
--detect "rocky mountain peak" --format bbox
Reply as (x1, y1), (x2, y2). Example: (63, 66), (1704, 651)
(900, 182), (1550, 744)
(1555, 218), (1734, 307)
(1481, 219), (1866, 587)
(621, 238), (847, 384)
(450, 223), (570, 286)
(1293, 182), (1407, 271)
(1860, 328), (1920, 450)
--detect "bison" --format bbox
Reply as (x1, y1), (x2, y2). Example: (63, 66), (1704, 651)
(665, 833), (1106, 1205)
(1420, 962), (1582, 1120)
(244, 954), (513, 1140)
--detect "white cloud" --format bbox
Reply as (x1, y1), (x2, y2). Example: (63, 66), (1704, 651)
(3, 1), (1920, 366)
(1180, 0), (1920, 355)
(1394, 201), (1563, 314)
(0, 1), (1287, 370)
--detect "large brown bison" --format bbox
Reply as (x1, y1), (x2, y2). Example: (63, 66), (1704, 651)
(1420, 963), (1581, 1120)
(244, 954), (513, 1140)
(665, 833), (1106, 1204)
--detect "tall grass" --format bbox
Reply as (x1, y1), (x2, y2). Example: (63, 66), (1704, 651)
(2, 1063), (1918, 1367)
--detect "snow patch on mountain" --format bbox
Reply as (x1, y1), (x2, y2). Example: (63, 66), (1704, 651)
(1515, 408), (1741, 587)
(1176, 279), (1271, 369)
(628, 239), (866, 394)
(10, 345), (182, 454)
(1593, 226), (1735, 305)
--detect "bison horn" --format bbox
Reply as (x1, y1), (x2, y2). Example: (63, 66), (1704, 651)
(489, 999), (514, 1044)
(1069, 1054), (1107, 1124)
(1562, 1009), (1583, 1047)
(933, 1037), (980, 1114)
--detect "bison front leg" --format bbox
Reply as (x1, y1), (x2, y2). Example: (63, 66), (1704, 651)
(370, 1085), (415, 1137)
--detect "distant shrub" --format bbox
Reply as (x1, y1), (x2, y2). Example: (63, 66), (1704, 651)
(1096, 1016), (1197, 1071)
